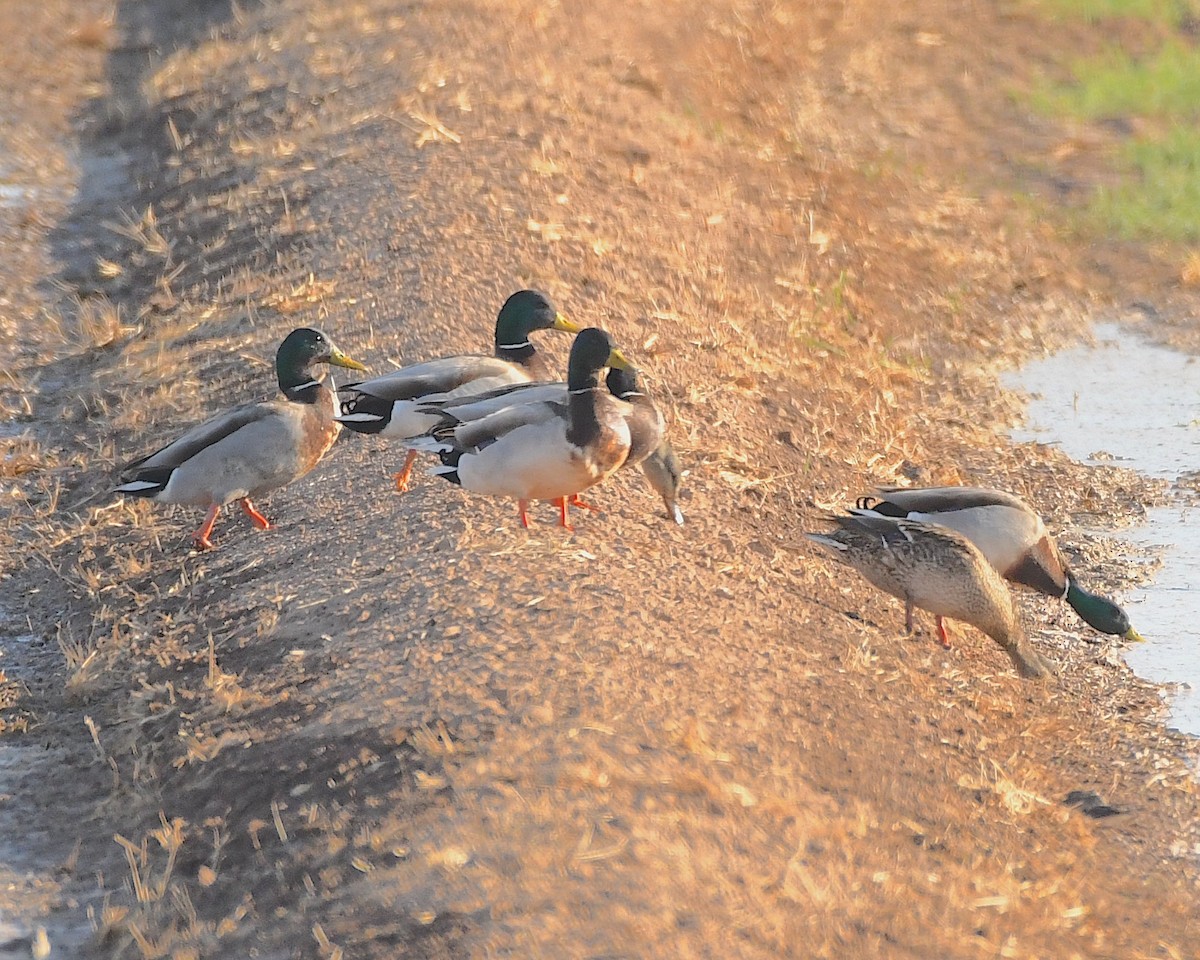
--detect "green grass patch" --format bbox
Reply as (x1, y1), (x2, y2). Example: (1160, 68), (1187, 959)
(1027, 0), (1200, 240)
(1091, 125), (1200, 239)
(1033, 41), (1200, 119)
(1032, 0), (1195, 24)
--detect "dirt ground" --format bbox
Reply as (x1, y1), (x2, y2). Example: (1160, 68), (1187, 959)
(1, 0), (1199, 957)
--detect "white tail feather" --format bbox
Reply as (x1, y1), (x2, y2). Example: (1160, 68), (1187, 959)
(804, 533), (848, 552)
(406, 436), (451, 453)
(116, 480), (163, 493)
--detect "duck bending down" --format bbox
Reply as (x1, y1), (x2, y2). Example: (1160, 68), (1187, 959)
(638, 439), (685, 526)
(806, 512), (1056, 679)
(601, 365), (684, 524)
(334, 289), (578, 490)
(115, 327), (366, 550)
(852, 485), (1143, 642)
(412, 328), (633, 531)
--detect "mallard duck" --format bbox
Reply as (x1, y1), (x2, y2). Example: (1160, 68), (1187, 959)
(591, 365), (683, 524)
(115, 327), (366, 550)
(415, 327), (633, 531)
(852, 485), (1143, 642)
(806, 513), (1055, 679)
(604, 365), (665, 469)
(414, 364), (685, 524)
(334, 289), (579, 490)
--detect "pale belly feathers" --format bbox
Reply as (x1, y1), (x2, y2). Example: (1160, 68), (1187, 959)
(455, 417), (631, 500)
(156, 407), (317, 507)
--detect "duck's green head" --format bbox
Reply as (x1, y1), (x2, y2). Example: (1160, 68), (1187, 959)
(276, 327), (366, 391)
(567, 328), (631, 388)
(494, 290), (579, 348)
(1065, 580), (1145, 642)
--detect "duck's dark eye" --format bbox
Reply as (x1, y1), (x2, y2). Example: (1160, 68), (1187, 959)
(314, 333), (325, 342)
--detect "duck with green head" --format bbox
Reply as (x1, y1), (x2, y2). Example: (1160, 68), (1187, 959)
(334, 289), (579, 490)
(414, 327), (633, 531)
(115, 327), (366, 550)
(852, 486), (1144, 643)
(412, 357), (685, 524)
(806, 512), (1056, 679)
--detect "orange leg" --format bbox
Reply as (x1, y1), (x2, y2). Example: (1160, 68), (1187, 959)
(239, 497), (272, 530)
(568, 493), (599, 513)
(518, 499), (532, 529)
(936, 616), (953, 649)
(394, 450), (418, 492)
(555, 496), (576, 532)
(191, 504), (221, 550)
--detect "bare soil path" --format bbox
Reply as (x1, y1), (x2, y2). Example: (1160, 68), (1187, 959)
(1, 1), (1197, 958)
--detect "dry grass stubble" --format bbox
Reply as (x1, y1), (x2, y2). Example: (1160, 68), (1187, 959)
(0, 0), (1197, 957)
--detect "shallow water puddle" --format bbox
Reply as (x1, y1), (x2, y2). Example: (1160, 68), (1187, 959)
(1003, 321), (1200, 735)
(0, 183), (34, 207)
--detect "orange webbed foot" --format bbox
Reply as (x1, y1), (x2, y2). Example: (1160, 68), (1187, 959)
(239, 498), (273, 531)
(191, 504), (221, 550)
(568, 493), (599, 513)
(556, 496), (576, 532)
(394, 450), (418, 493)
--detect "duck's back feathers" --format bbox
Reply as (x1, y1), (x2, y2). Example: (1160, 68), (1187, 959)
(810, 514), (994, 614)
(855, 485), (1065, 594)
(807, 513), (1054, 678)
(417, 380), (569, 426)
(419, 374), (659, 460)
(433, 397), (568, 452)
(120, 403), (272, 480)
(344, 356), (524, 402)
(337, 357), (533, 439)
(117, 394), (338, 507)
(865, 485), (1031, 514)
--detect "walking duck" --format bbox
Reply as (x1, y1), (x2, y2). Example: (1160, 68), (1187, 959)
(334, 290), (578, 490)
(115, 327), (366, 550)
(413, 361), (683, 524)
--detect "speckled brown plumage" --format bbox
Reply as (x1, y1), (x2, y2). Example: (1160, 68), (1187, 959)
(807, 513), (1056, 679)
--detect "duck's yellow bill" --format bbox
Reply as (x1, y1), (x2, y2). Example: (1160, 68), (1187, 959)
(607, 347), (633, 371)
(553, 313), (582, 334)
(1125, 626), (1146, 643)
(329, 348), (367, 372)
